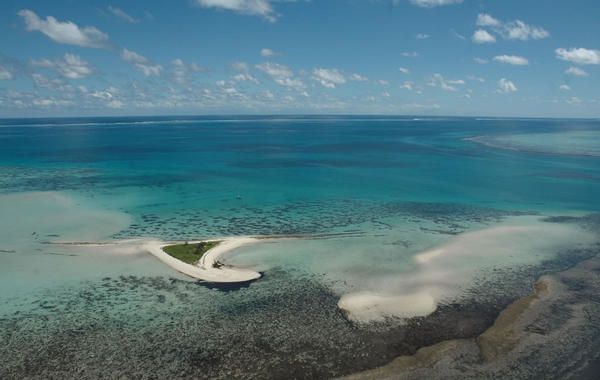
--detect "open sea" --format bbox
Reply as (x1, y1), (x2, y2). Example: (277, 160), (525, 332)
(1, 116), (600, 378)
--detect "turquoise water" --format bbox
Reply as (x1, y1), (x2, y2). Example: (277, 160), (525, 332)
(2, 117), (600, 210)
(1, 116), (600, 377)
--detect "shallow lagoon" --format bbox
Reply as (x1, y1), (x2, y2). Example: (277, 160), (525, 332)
(1, 116), (600, 378)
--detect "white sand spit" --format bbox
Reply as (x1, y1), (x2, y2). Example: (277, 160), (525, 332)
(338, 218), (594, 323)
(144, 237), (262, 283)
(338, 291), (437, 323)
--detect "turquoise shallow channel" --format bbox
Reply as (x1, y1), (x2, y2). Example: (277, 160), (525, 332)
(1, 116), (600, 378)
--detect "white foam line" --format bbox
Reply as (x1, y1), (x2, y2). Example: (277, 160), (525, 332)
(143, 237), (262, 283)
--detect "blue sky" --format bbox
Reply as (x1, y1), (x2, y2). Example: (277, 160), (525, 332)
(0, 0), (599, 117)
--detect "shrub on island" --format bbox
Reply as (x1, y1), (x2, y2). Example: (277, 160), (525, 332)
(162, 241), (221, 264)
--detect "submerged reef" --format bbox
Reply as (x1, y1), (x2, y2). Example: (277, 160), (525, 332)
(2, 236), (599, 379)
(113, 199), (526, 241)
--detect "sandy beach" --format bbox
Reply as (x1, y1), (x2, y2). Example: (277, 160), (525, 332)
(144, 237), (262, 283)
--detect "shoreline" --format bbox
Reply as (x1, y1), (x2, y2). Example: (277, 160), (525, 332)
(143, 237), (262, 283)
(341, 252), (600, 379)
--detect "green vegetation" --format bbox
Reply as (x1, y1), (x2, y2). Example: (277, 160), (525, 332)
(162, 241), (221, 264)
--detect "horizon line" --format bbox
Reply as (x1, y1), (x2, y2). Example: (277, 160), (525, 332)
(1, 113), (599, 122)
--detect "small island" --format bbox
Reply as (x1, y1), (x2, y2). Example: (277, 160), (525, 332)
(163, 241), (222, 265)
(144, 237), (262, 283)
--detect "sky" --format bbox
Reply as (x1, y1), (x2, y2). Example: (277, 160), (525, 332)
(0, 0), (599, 118)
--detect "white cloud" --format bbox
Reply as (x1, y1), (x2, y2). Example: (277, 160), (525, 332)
(409, 0), (463, 8)
(398, 67), (410, 74)
(451, 29), (466, 40)
(232, 61), (250, 72)
(31, 54), (93, 79)
(256, 62), (292, 78)
(565, 66), (589, 77)
(260, 48), (278, 57)
(474, 57), (488, 64)
(194, 0), (278, 22)
(556, 48), (600, 65)
(567, 96), (582, 105)
(108, 6), (139, 23)
(171, 58), (203, 83)
(31, 73), (59, 88)
(401, 102), (440, 110)
(401, 51), (419, 57)
(475, 13), (549, 42)
(18, 9), (109, 48)
(503, 20), (549, 41)
(559, 84), (571, 91)
(467, 75), (485, 82)
(261, 90), (275, 100)
(493, 55), (529, 66)
(256, 62), (305, 89)
(87, 89), (124, 109)
(498, 78), (518, 93)
(227, 63), (257, 83)
(476, 13), (501, 27)
(32, 98), (72, 107)
(428, 73), (464, 92)
(472, 29), (496, 44)
(349, 73), (368, 81)
(107, 99), (124, 108)
(233, 73), (260, 83)
(0, 66), (13, 80)
(215, 80), (246, 99)
(416, 33), (430, 40)
(400, 81), (415, 90)
(312, 68), (346, 88)
(90, 90), (114, 100)
(121, 48), (163, 76)
(230, 61), (260, 83)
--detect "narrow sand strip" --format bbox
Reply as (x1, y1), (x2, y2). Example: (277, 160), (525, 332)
(143, 237), (262, 283)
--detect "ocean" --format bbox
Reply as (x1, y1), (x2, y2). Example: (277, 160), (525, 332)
(1, 116), (599, 378)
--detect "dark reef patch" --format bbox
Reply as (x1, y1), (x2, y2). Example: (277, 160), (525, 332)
(113, 200), (527, 241)
(2, 237), (600, 379)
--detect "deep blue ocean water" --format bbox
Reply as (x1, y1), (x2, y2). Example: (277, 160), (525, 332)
(1, 116), (599, 213)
